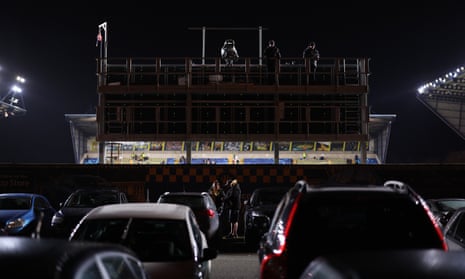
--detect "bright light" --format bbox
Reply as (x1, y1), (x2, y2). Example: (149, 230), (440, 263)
(10, 85), (22, 93)
(16, 76), (26, 83)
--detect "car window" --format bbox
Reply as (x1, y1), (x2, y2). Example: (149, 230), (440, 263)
(0, 197), (31, 210)
(73, 218), (192, 261)
(447, 212), (465, 241)
(67, 192), (121, 207)
(438, 200), (465, 211)
(288, 194), (444, 257)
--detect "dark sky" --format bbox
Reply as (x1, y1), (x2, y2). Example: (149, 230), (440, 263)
(0, 3), (464, 163)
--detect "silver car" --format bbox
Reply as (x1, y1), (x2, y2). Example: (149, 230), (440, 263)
(69, 203), (217, 279)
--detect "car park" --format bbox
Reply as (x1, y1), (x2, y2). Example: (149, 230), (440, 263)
(0, 236), (148, 279)
(243, 186), (288, 248)
(259, 179), (447, 279)
(0, 192), (56, 237)
(299, 249), (465, 279)
(69, 202), (218, 279)
(425, 198), (465, 227)
(157, 191), (220, 245)
(51, 188), (128, 237)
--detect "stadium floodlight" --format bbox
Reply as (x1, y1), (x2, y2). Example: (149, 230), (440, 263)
(16, 76), (26, 83)
(0, 76), (27, 119)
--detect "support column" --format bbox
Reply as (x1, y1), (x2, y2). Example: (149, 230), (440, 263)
(274, 142), (279, 164)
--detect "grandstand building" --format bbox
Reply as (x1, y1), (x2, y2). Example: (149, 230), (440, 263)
(66, 25), (396, 165)
(66, 113), (395, 165)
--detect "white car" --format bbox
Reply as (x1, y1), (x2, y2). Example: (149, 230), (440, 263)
(69, 203), (218, 279)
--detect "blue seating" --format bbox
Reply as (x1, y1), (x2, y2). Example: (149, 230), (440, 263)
(83, 158), (99, 164)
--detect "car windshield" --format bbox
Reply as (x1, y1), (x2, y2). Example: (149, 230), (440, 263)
(0, 197), (31, 210)
(437, 200), (465, 211)
(72, 218), (192, 262)
(67, 191), (119, 207)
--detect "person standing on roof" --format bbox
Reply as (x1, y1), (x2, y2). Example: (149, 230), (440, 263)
(303, 41), (320, 81)
(263, 39), (281, 84)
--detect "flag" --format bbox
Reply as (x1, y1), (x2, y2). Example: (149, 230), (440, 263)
(96, 31), (102, 47)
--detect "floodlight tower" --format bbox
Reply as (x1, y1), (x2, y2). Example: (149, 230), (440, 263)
(0, 75), (27, 118)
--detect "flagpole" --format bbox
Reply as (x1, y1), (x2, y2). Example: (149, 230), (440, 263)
(98, 22), (108, 83)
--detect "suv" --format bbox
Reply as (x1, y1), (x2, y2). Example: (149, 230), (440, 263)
(243, 187), (289, 248)
(258, 180), (447, 279)
(51, 188), (128, 238)
(157, 192), (220, 245)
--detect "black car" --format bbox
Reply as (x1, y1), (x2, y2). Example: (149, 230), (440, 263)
(51, 188), (128, 238)
(259, 180), (447, 279)
(0, 236), (148, 279)
(156, 191), (220, 245)
(243, 187), (289, 247)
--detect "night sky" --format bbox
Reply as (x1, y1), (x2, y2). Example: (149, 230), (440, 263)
(0, 3), (464, 163)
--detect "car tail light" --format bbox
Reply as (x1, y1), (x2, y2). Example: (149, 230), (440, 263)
(260, 193), (302, 279)
(198, 209), (216, 218)
(421, 199), (448, 251)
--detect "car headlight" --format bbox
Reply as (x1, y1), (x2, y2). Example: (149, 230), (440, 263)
(6, 218), (25, 230)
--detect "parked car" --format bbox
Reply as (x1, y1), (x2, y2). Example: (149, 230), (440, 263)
(69, 202), (218, 279)
(51, 188), (128, 237)
(442, 206), (465, 250)
(426, 198), (465, 227)
(299, 249), (465, 279)
(0, 236), (148, 279)
(0, 192), (56, 237)
(258, 180), (447, 279)
(157, 191), (220, 244)
(243, 186), (289, 248)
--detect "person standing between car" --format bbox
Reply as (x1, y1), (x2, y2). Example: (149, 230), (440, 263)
(263, 39), (281, 84)
(209, 179), (224, 213)
(223, 179), (241, 238)
(303, 41), (320, 81)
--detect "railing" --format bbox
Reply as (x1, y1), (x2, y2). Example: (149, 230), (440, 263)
(97, 56), (370, 88)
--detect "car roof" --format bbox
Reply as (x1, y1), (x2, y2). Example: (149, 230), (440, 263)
(0, 193), (47, 199)
(84, 202), (192, 220)
(160, 191), (209, 196)
(293, 179), (414, 196)
(71, 188), (123, 193)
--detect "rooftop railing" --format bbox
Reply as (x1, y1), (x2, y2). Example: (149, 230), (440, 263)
(97, 56), (370, 88)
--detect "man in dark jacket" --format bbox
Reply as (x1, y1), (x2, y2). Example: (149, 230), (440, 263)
(303, 41), (320, 81)
(223, 179), (241, 238)
(263, 40), (281, 84)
